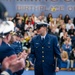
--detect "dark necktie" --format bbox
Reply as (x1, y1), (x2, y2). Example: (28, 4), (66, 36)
(41, 38), (44, 42)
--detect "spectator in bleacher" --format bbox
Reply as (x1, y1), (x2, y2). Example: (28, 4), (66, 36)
(26, 16), (35, 25)
(31, 13), (38, 23)
(28, 28), (34, 37)
(49, 26), (59, 41)
(73, 17), (75, 26)
(59, 20), (66, 34)
(56, 18), (60, 28)
(59, 29), (67, 39)
(31, 29), (38, 38)
(12, 13), (21, 23)
(60, 31), (68, 46)
(38, 12), (47, 22)
(69, 47), (75, 71)
(61, 50), (70, 71)
(47, 13), (53, 23)
(8, 16), (13, 21)
(23, 32), (30, 48)
(58, 14), (63, 20)
(16, 19), (24, 32)
(22, 13), (28, 24)
(68, 25), (75, 37)
(64, 14), (70, 24)
(49, 19), (55, 29)
(66, 20), (74, 31)
(66, 37), (72, 45)
(62, 40), (72, 56)
(58, 20), (67, 35)
(25, 21), (34, 31)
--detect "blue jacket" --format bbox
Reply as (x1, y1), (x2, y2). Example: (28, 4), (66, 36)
(30, 33), (61, 75)
(0, 41), (15, 63)
(0, 41), (24, 75)
(62, 44), (72, 56)
(11, 41), (22, 54)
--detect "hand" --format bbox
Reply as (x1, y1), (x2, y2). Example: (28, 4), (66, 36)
(29, 61), (34, 66)
(9, 58), (25, 73)
(55, 67), (59, 72)
(18, 51), (28, 60)
(2, 54), (25, 73)
(62, 58), (67, 61)
(2, 54), (17, 70)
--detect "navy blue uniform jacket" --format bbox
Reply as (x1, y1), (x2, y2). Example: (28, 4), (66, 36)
(30, 34), (61, 75)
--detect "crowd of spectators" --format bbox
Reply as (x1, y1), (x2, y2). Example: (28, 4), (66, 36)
(1, 12), (75, 71)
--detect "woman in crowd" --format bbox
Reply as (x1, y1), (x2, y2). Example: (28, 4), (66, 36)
(64, 14), (70, 24)
(47, 13), (53, 23)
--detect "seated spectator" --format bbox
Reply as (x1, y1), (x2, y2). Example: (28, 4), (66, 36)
(47, 13), (53, 23)
(62, 40), (72, 56)
(49, 19), (55, 29)
(68, 25), (75, 37)
(22, 13), (28, 24)
(66, 37), (72, 45)
(56, 18), (60, 28)
(58, 14), (63, 20)
(66, 20), (74, 31)
(60, 31), (68, 46)
(61, 50), (70, 70)
(31, 13), (38, 23)
(38, 12), (47, 22)
(12, 13), (21, 23)
(60, 29), (67, 39)
(25, 21), (34, 31)
(49, 26), (59, 41)
(69, 48), (75, 71)
(16, 19), (24, 32)
(73, 17), (75, 26)
(64, 14), (70, 24)
(59, 20), (66, 34)
(26, 16), (34, 25)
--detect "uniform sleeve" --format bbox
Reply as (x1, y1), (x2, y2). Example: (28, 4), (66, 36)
(53, 36), (61, 67)
(29, 38), (35, 63)
(1, 69), (13, 75)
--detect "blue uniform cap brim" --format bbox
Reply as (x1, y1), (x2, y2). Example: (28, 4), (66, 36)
(36, 23), (48, 29)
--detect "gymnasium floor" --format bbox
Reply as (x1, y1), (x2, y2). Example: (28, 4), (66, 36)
(22, 70), (75, 75)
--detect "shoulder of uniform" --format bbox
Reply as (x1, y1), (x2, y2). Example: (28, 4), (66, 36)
(48, 34), (57, 39)
(32, 35), (39, 40)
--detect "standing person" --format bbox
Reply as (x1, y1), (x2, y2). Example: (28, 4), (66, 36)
(0, 21), (15, 63)
(30, 22), (61, 75)
(0, 21), (27, 75)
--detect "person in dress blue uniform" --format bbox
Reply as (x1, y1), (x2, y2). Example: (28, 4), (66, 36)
(30, 22), (61, 75)
(10, 31), (23, 54)
(0, 21), (15, 63)
(0, 21), (26, 75)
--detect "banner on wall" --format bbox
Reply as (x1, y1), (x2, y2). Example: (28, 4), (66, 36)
(0, 0), (75, 17)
